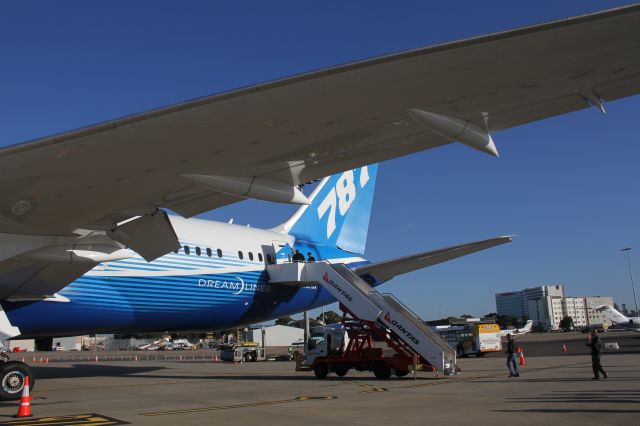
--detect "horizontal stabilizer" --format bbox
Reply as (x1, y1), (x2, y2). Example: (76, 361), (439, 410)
(353, 236), (512, 281)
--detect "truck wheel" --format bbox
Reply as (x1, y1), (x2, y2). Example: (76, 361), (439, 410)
(0, 362), (35, 401)
(334, 365), (349, 377)
(457, 347), (468, 358)
(372, 361), (391, 379)
(395, 370), (409, 377)
(314, 364), (329, 379)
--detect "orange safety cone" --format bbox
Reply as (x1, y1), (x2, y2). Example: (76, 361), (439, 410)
(38, 357), (43, 364)
(45, 357), (49, 364)
(518, 351), (526, 366)
(21, 357), (25, 363)
(95, 355), (99, 362)
(32, 356), (35, 363)
(14, 376), (32, 418)
(562, 344), (568, 353)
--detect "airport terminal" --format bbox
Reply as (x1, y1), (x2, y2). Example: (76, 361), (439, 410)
(1, 2), (640, 425)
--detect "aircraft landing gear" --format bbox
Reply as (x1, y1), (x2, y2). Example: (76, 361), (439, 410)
(0, 353), (35, 401)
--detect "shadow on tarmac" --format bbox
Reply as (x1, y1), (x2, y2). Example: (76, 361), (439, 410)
(493, 388), (640, 413)
(31, 363), (442, 382)
(32, 364), (167, 379)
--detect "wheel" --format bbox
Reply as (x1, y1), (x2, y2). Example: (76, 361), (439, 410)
(475, 352), (486, 357)
(313, 363), (329, 379)
(395, 370), (410, 377)
(457, 347), (469, 358)
(333, 364), (349, 377)
(244, 353), (252, 362)
(0, 361), (35, 401)
(372, 361), (391, 379)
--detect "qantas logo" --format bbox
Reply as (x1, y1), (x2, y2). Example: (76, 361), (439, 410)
(322, 272), (353, 302)
(384, 311), (420, 345)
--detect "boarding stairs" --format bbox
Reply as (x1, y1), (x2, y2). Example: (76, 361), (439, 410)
(267, 261), (457, 374)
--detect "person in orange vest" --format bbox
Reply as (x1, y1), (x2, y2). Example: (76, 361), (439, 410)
(506, 334), (519, 377)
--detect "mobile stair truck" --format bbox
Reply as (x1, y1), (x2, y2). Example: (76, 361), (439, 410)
(267, 261), (457, 378)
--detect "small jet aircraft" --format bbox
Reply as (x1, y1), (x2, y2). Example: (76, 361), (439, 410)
(594, 305), (640, 332)
(499, 320), (533, 337)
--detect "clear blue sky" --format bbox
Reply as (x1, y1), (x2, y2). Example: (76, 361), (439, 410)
(1, 1), (639, 319)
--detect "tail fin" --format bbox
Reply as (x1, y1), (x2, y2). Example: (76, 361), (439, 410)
(594, 304), (629, 324)
(275, 164), (378, 254)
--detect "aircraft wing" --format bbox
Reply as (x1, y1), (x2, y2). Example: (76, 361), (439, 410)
(353, 236), (512, 282)
(1, 5), (640, 261)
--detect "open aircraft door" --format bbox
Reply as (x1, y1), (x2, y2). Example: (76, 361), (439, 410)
(272, 240), (291, 264)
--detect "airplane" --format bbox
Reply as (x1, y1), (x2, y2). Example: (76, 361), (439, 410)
(499, 320), (533, 338)
(0, 4), (639, 399)
(593, 305), (640, 332)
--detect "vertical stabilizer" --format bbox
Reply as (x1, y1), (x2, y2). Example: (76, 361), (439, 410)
(274, 165), (378, 254)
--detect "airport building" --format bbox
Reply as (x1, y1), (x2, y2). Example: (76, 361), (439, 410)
(247, 325), (304, 347)
(496, 285), (614, 331)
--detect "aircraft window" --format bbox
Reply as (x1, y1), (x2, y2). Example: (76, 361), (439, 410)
(206, 248), (212, 257)
(248, 252), (254, 261)
(258, 253), (263, 262)
(238, 251), (243, 260)
(217, 249), (222, 258)
(196, 247), (201, 256)
(266, 254), (272, 264)
(184, 245), (190, 255)
(173, 249), (178, 254)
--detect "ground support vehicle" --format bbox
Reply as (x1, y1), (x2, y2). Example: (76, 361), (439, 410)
(436, 323), (502, 358)
(220, 342), (266, 362)
(296, 306), (440, 379)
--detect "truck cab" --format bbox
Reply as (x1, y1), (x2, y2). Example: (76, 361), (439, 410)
(306, 326), (347, 365)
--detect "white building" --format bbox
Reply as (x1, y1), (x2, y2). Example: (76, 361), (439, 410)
(585, 296), (615, 325)
(563, 297), (588, 327)
(247, 325), (304, 347)
(496, 285), (614, 331)
(527, 295), (564, 331)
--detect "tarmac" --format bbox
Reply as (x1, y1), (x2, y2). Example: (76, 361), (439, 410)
(0, 331), (637, 425)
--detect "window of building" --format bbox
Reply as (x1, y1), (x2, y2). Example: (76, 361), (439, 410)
(184, 245), (190, 255)
(217, 249), (222, 258)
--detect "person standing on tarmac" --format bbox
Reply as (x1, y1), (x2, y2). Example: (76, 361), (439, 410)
(506, 334), (519, 377)
(586, 330), (608, 380)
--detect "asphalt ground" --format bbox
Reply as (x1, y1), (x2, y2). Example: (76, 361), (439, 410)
(0, 332), (637, 426)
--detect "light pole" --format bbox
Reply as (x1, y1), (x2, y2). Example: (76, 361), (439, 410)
(621, 248), (639, 315)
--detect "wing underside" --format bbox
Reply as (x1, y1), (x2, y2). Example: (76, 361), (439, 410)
(354, 236), (512, 282)
(1, 5), (639, 237)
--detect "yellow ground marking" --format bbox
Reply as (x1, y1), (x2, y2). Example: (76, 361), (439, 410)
(1, 413), (128, 425)
(143, 395), (337, 417)
(342, 380), (387, 393)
